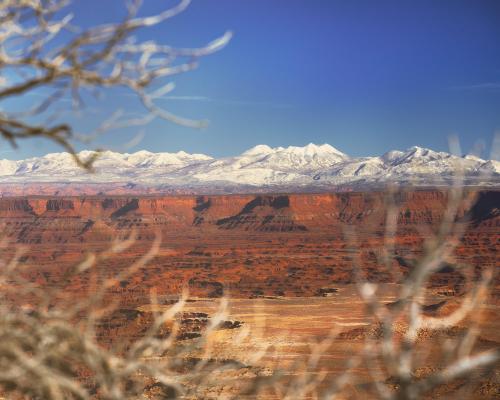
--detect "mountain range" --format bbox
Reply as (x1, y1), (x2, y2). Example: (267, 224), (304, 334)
(0, 143), (498, 193)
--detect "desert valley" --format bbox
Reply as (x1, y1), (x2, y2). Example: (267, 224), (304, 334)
(0, 189), (498, 398)
(1, 1), (499, 397)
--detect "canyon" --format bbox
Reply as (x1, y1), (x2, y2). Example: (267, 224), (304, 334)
(0, 189), (498, 312)
(0, 189), (498, 398)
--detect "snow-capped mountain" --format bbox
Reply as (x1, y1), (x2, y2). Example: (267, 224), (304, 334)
(0, 143), (498, 191)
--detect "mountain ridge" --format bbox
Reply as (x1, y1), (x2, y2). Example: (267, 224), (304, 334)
(0, 143), (498, 192)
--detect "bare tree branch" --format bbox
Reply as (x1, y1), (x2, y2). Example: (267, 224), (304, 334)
(0, 0), (231, 169)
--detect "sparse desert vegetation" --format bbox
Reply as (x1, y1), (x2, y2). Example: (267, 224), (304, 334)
(0, 0), (499, 398)
(0, 189), (498, 398)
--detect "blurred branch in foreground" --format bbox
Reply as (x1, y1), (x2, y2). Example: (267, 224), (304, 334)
(0, 151), (498, 398)
(0, 0), (231, 169)
(0, 231), (272, 399)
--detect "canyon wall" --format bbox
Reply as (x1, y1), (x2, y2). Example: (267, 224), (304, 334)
(1, 190), (498, 398)
(0, 190), (497, 301)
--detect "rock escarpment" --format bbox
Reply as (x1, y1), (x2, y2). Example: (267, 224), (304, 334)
(0, 190), (497, 300)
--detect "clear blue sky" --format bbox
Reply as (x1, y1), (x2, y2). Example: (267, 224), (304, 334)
(3, 0), (500, 159)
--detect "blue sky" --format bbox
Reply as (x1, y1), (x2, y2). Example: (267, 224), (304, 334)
(3, 0), (500, 159)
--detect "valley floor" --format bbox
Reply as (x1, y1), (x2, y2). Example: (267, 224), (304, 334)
(0, 190), (498, 398)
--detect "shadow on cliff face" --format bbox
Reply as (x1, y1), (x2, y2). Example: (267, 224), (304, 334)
(239, 195), (290, 213)
(215, 195), (308, 232)
(46, 199), (75, 211)
(0, 198), (36, 216)
(192, 196), (212, 225)
(110, 199), (139, 220)
(465, 191), (500, 227)
(193, 196), (212, 212)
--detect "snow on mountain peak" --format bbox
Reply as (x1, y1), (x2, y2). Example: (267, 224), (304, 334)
(381, 150), (405, 163)
(279, 143), (347, 157)
(123, 149), (212, 168)
(383, 146), (452, 167)
(129, 150), (153, 157)
(318, 143), (346, 155)
(277, 143), (348, 164)
(241, 144), (276, 156)
(241, 143), (347, 159)
(0, 143), (497, 188)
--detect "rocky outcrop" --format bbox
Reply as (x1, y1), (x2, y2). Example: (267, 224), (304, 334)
(466, 191), (500, 227)
(0, 190), (497, 298)
(215, 195), (308, 232)
(46, 199), (75, 211)
(0, 198), (35, 215)
(110, 199), (139, 219)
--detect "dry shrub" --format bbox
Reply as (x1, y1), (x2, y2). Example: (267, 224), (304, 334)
(0, 183), (498, 399)
(0, 232), (271, 399)
(0, 0), (231, 168)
